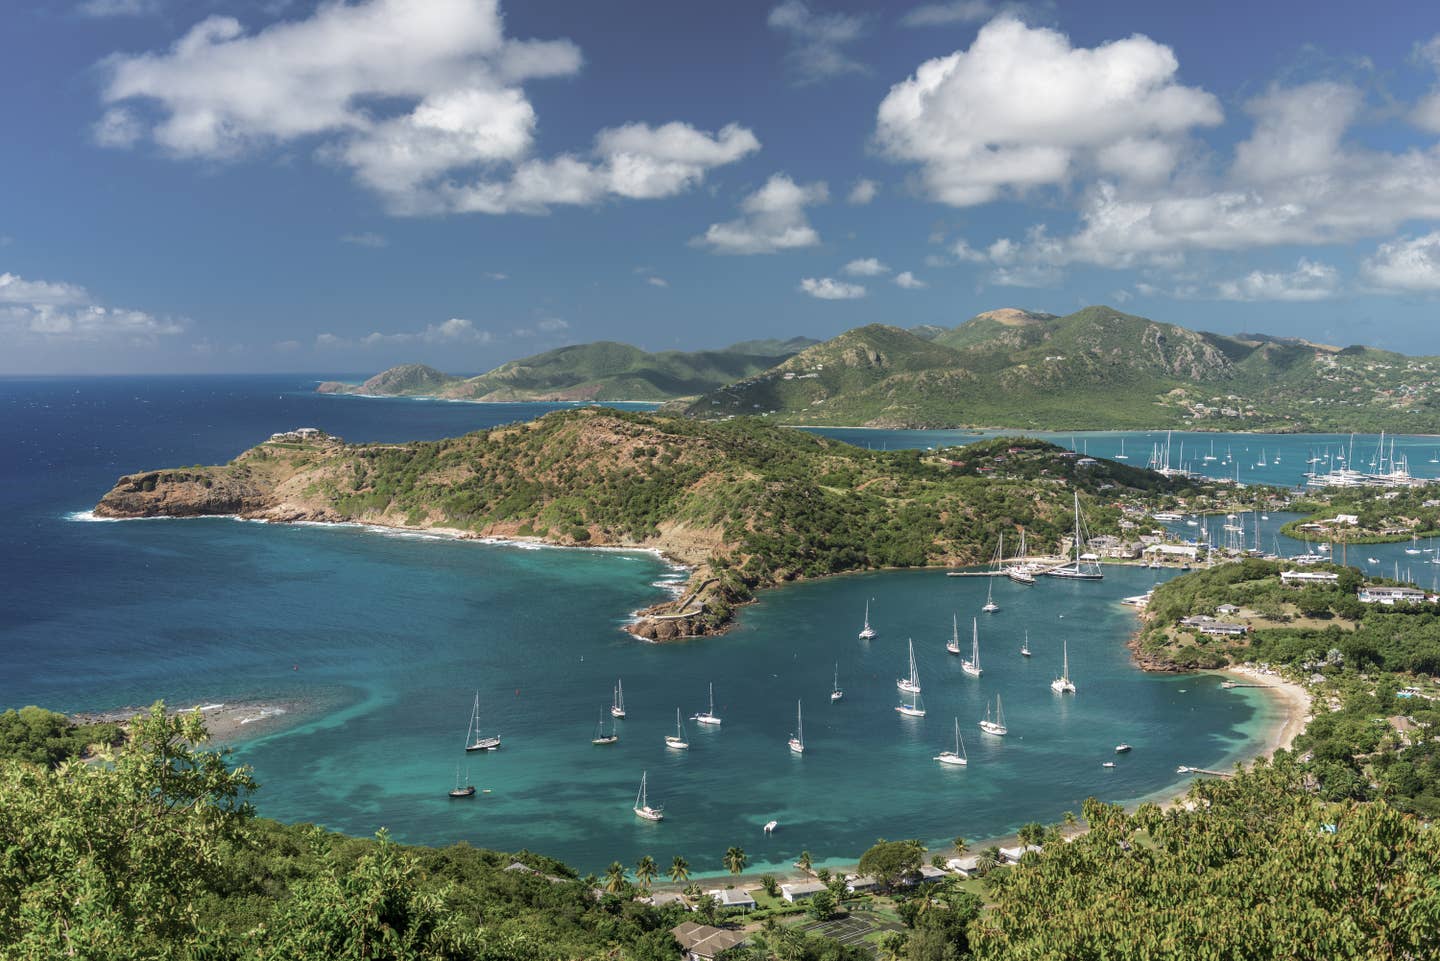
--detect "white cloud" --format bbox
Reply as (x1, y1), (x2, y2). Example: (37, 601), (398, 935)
(97, 0), (756, 215)
(1214, 258), (1339, 301)
(536, 316), (569, 332)
(847, 178), (878, 204)
(843, 257), (889, 276)
(78, 0), (160, 17)
(875, 17), (1222, 206)
(894, 270), (927, 288)
(318, 316), (491, 348)
(694, 174), (827, 255)
(900, 1), (995, 27)
(0, 271), (186, 342)
(1232, 83), (1359, 183)
(1362, 233), (1440, 292)
(482, 271), (508, 280)
(340, 232), (387, 248)
(646, 276), (668, 287)
(768, 1), (868, 84)
(799, 277), (866, 299)
(950, 239), (989, 262)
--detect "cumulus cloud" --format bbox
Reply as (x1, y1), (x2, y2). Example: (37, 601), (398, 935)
(645, 276), (668, 287)
(96, 0), (756, 215)
(843, 257), (889, 276)
(0, 271), (186, 342)
(317, 316), (491, 348)
(78, 0), (160, 17)
(894, 270), (927, 288)
(1214, 259), (1339, 301)
(799, 277), (866, 299)
(875, 17), (1222, 206)
(693, 174), (828, 255)
(900, 1), (996, 27)
(847, 178), (878, 204)
(1362, 233), (1440, 292)
(340, 232), (387, 248)
(768, 1), (868, 84)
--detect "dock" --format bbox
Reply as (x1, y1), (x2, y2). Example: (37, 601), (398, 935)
(1176, 765), (1233, 778)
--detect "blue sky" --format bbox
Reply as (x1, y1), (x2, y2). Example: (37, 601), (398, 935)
(5, 0), (1440, 374)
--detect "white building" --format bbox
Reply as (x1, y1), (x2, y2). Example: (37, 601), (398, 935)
(1280, 570), (1340, 586)
(1358, 586), (1432, 605)
(707, 888), (756, 911)
(779, 880), (828, 902)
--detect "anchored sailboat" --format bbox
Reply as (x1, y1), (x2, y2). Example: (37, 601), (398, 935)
(979, 694), (1007, 735)
(691, 683), (722, 726)
(665, 708), (689, 750)
(1050, 639), (1076, 693)
(1006, 529), (1037, 584)
(831, 663), (843, 702)
(610, 679), (626, 719)
(464, 692), (501, 752)
(633, 771), (663, 821)
(448, 765), (476, 798)
(934, 718), (969, 766)
(897, 639), (922, 693)
(945, 614), (962, 655)
(982, 577), (999, 614)
(1020, 628), (1032, 657)
(1046, 492), (1103, 580)
(788, 700), (805, 754)
(858, 599), (877, 640)
(961, 619), (982, 677)
(1115, 438), (1128, 460)
(592, 711), (619, 745)
(896, 689), (926, 717)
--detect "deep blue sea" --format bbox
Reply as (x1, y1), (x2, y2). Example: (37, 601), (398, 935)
(5, 375), (1422, 875)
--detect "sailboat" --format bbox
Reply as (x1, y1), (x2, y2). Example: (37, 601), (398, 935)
(979, 694), (1007, 735)
(611, 679), (626, 719)
(831, 663), (843, 702)
(858, 599), (877, 640)
(665, 708), (689, 750)
(897, 639), (922, 693)
(945, 614), (962, 655)
(1115, 438), (1128, 460)
(633, 771), (663, 821)
(934, 718), (969, 766)
(448, 764), (476, 798)
(464, 692), (501, 752)
(1006, 528), (1037, 584)
(1020, 628), (1032, 657)
(1046, 492), (1103, 580)
(961, 619), (982, 677)
(1050, 640), (1076, 693)
(982, 577), (999, 614)
(592, 711), (619, 746)
(788, 700), (805, 754)
(895, 689), (926, 717)
(1204, 439), (1216, 462)
(691, 683), (722, 726)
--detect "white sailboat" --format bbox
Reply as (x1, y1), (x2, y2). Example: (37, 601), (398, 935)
(592, 711), (619, 745)
(961, 619), (982, 677)
(464, 692), (501, 752)
(633, 771), (663, 821)
(895, 689), (926, 717)
(945, 613), (962, 655)
(1115, 438), (1128, 460)
(610, 679), (626, 719)
(830, 663), (843, 702)
(1050, 639), (1076, 693)
(1046, 492), (1103, 580)
(982, 577), (999, 614)
(691, 683), (722, 726)
(1005, 529), (1037, 584)
(979, 694), (1007, 735)
(858, 599), (877, 640)
(934, 718), (969, 766)
(788, 700), (805, 753)
(1020, 628), (1032, 657)
(897, 639), (922, 693)
(665, 708), (689, 750)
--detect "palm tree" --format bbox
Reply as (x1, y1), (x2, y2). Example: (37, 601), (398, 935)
(953, 836), (968, 856)
(723, 845), (748, 876)
(603, 861), (628, 894)
(669, 855), (690, 883)
(635, 855), (658, 891)
(796, 850), (813, 875)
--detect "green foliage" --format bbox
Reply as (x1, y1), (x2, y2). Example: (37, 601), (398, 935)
(856, 839), (924, 891)
(723, 845), (747, 876)
(0, 706), (121, 768)
(806, 888), (836, 921)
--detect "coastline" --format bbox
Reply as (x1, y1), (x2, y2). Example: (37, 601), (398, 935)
(72, 697), (311, 745)
(1215, 663), (1312, 759)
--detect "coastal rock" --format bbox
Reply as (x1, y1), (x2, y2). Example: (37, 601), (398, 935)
(94, 469), (275, 519)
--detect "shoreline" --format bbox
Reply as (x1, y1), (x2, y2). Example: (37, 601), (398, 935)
(1215, 663), (1312, 759)
(72, 697), (311, 745)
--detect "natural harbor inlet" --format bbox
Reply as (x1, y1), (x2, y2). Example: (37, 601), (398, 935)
(8, 3), (1440, 959)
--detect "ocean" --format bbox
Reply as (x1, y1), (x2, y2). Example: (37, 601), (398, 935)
(1, 375), (1398, 875)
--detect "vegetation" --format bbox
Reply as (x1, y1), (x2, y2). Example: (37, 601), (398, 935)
(676, 305), (1440, 431)
(856, 839), (924, 891)
(1281, 485), (1440, 543)
(0, 706), (121, 768)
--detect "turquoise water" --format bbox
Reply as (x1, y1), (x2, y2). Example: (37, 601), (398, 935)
(0, 376), (1352, 875)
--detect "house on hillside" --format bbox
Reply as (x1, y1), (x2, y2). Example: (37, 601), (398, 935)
(671, 922), (748, 961)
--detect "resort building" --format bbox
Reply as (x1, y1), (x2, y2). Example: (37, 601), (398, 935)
(844, 875), (879, 893)
(1179, 616), (1249, 637)
(671, 922), (748, 961)
(1280, 570), (1340, 586)
(779, 880), (828, 902)
(946, 855), (982, 877)
(1358, 586), (1433, 605)
(998, 844), (1044, 863)
(706, 888), (756, 911)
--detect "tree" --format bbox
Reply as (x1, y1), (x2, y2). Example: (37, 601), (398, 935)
(635, 854), (658, 891)
(807, 889), (836, 921)
(952, 836), (968, 856)
(1016, 822), (1045, 847)
(797, 850), (813, 874)
(669, 855), (690, 883)
(604, 861), (629, 894)
(857, 839), (924, 891)
(760, 874), (780, 898)
(724, 845), (747, 876)
(694, 894), (721, 926)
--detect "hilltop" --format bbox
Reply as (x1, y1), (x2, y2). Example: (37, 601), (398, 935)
(316, 337), (818, 403)
(94, 410), (1195, 639)
(674, 306), (1440, 431)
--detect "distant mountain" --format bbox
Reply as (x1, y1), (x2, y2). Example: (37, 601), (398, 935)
(676, 306), (1440, 431)
(316, 339), (813, 402)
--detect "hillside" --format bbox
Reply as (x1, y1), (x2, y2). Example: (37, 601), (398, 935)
(94, 410), (1197, 639)
(316, 338), (817, 403)
(675, 306), (1440, 431)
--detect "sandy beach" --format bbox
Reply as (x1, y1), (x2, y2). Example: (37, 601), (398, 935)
(1217, 663), (1313, 758)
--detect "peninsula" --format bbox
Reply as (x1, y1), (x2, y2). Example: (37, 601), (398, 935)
(95, 409), (1198, 639)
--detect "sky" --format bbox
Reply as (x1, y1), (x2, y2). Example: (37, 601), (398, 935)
(6, 0), (1440, 374)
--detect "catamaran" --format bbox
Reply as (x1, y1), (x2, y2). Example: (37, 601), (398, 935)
(448, 765), (476, 798)
(897, 639), (922, 693)
(592, 711), (619, 746)
(665, 708), (689, 750)
(830, 663), (843, 702)
(691, 683), (722, 726)
(858, 599), (877, 640)
(979, 694), (1007, 735)
(1050, 639), (1076, 693)
(934, 717), (969, 766)
(464, 692), (501, 752)
(895, 689), (926, 717)
(945, 614), (962, 655)
(610, 679), (626, 719)
(1046, 492), (1103, 580)
(788, 700), (805, 754)
(633, 771), (663, 821)
(1020, 629), (1032, 657)
(961, 619), (982, 677)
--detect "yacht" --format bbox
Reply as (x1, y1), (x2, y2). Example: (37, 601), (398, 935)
(979, 695), (1007, 735)
(934, 718), (969, 766)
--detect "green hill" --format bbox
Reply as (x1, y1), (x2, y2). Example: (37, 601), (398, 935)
(678, 306), (1440, 431)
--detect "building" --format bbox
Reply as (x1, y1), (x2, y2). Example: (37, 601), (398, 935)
(779, 880), (828, 902)
(671, 922), (748, 961)
(1280, 570), (1340, 586)
(1216, 604), (1241, 615)
(707, 888), (756, 911)
(844, 874), (879, 893)
(998, 844), (1043, 863)
(1179, 616), (1249, 637)
(918, 865), (948, 883)
(1358, 586), (1433, 605)
(946, 855), (982, 877)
